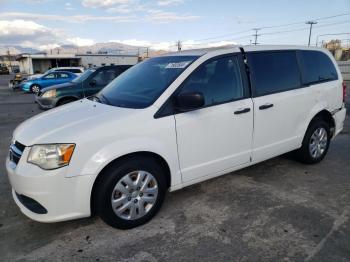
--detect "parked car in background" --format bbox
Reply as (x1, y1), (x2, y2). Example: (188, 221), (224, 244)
(36, 65), (132, 109)
(22, 71), (77, 93)
(27, 67), (84, 80)
(6, 46), (346, 229)
(9, 73), (28, 90)
(0, 63), (10, 75)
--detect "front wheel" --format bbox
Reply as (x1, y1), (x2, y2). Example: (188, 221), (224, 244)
(296, 119), (330, 164)
(93, 156), (167, 229)
(30, 84), (41, 94)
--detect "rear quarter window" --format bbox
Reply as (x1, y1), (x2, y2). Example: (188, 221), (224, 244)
(299, 50), (338, 85)
(66, 69), (83, 73)
(247, 51), (301, 96)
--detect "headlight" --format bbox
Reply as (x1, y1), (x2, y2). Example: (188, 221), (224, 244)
(27, 144), (75, 170)
(42, 89), (56, 98)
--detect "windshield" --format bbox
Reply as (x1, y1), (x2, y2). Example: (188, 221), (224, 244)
(72, 68), (96, 83)
(97, 56), (198, 108)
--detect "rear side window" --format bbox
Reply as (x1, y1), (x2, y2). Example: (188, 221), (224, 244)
(67, 69), (83, 73)
(248, 51), (301, 96)
(58, 73), (69, 78)
(299, 51), (338, 85)
(92, 69), (118, 87)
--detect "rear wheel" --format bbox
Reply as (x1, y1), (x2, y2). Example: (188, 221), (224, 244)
(93, 156), (167, 229)
(296, 119), (330, 164)
(30, 84), (41, 94)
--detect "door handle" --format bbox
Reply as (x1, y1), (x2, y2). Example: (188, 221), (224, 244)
(234, 108), (251, 114)
(259, 103), (274, 110)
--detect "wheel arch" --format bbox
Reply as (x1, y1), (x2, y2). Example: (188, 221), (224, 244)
(56, 96), (79, 106)
(307, 109), (335, 137)
(90, 151), (171, 215)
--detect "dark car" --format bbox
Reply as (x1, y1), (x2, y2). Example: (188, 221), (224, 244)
(35, 65), (132, 109)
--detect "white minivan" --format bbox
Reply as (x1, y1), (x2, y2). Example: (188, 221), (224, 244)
(6, 45), (347, 229)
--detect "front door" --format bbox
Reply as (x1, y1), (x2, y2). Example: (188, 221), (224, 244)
(175, 54), (253, 183)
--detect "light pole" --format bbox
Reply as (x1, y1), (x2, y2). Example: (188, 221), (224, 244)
(306, 21), (317, 46)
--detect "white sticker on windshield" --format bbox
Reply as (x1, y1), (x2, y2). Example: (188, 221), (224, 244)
(165, 61), (191, 69)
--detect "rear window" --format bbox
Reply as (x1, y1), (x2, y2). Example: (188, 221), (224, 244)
(66, 69), (83, 73)
(299, 50), (338, 85)
(248, 51), (301, 96)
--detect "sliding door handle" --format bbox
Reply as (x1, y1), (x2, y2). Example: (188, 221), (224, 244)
(259, 103), (274, 110)
(234, 108), (251, 115)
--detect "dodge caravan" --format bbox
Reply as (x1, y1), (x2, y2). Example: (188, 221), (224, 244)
(6, 46), (346, 229)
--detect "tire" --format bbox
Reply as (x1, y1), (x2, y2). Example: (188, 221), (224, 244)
(93, 156), (167, 229)
(296, 118), (330, 164)
(30, 84), (41, 94)
(57, 98), (75, 106)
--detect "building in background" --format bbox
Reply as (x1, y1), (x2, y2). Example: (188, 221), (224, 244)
(76, 53), (139, 68)
(16, 53), (139, 74)
(323, 39), (350, 61)
(17, 53), (80, 74)
(0, 53), (20, 73)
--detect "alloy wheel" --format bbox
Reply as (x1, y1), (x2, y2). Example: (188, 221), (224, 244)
(309, 127), (328, 159)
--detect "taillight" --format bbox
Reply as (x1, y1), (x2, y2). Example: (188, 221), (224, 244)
(343, 81), (347, 103)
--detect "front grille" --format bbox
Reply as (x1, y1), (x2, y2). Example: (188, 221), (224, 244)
(15, 141), (26, 152)
(9, 141), (26, 166)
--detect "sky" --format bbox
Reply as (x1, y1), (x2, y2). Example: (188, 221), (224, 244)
(0, 0), (350, 51)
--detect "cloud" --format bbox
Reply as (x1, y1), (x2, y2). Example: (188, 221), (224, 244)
(0, 20), (62, 48)
(0, 11), (199, 24)
(109, 39), (237, 51)
(0, 19), (95, 50)
(66, 37), (95, 46)
(0, 12), (137, 23)
(146, 10), (200, 23)
(157, 0), (184, 6)
(81, 0), (131, 8)
(106, 5), (133, 13)
(65, 2), (75, 11)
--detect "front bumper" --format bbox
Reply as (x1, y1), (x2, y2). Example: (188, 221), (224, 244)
(35, 95), (57, 110)
(6, 149), (94, 223)
(21, 84), (31, 92)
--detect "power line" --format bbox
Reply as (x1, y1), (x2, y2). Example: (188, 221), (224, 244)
(190, 11), (350, 46)
(193, 29), (252, 42)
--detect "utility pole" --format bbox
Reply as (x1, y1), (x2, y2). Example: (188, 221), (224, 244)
(306, 21), (317, 46)
(7, 49), (12, 69)
(176, 40), (182, 51)
(252, 28), (260, 45)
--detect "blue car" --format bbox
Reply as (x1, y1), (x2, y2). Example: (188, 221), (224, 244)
(22, 71), (77, 93)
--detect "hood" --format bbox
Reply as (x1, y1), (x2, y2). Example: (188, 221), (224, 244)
(13, 99), (149, 146)
(41, 82), (77, 92)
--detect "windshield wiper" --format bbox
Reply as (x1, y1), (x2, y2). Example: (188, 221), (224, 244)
(87, 95), (102, 103)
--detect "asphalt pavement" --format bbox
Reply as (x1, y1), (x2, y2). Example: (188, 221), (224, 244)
(0, 77), (349, 262)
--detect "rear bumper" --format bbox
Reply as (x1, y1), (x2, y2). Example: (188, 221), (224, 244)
(333, 106), (346, 137)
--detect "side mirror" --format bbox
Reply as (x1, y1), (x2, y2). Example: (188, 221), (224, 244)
(176, 92), (205, 112)
(89, 79), (97, 87)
